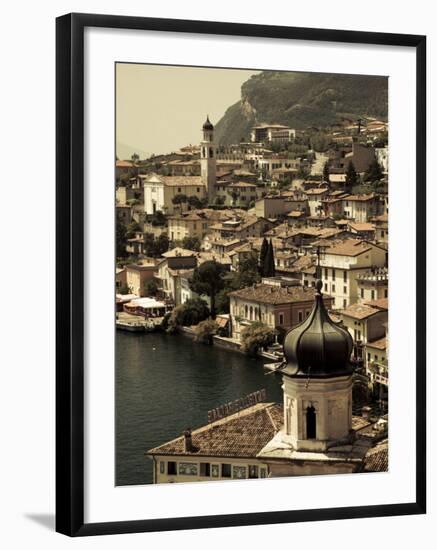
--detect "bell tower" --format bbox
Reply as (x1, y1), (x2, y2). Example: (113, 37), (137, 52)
(200, 115), (216, 203)
(281, 279), (354, 452)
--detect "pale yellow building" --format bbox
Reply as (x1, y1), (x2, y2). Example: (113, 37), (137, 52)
(319, 239), (387, 309)
(125, 263), (158, 297)
(167, 212), (209, 242)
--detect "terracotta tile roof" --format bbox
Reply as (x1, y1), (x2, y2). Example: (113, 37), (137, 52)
(364, 298), (388, 311)
(290, 255), (315, 271)
(304, 187), (329, 196)
(229, 283), (320, 305)
(340, 303), (381, 320)
(287, 210), (306, 218)
(324, 239), (372, 257)
(366, 337), (387, 350)
(125, 263), (157, 272)
(161, 247), (197, 258)
(348, 222), (376, 232)
(372, 213), (388, 223)
(146, 403), (283, 458)
(346, 193), (377, 202)
(363, 439), (388, 472)
(116, 160), (136, 168)
(161, 176), (203, 186)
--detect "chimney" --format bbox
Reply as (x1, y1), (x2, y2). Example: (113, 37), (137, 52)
(183, 429), (194, 452)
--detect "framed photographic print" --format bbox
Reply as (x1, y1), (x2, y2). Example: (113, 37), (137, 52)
(56, 13), (426, 536)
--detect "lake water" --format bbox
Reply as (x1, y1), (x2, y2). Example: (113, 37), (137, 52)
(116, 331), (283, 485)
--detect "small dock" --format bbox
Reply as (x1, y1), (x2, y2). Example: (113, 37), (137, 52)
(116, 312), (162, 333)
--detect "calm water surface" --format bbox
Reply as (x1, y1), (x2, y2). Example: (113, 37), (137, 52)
(116, 331), (283, 485)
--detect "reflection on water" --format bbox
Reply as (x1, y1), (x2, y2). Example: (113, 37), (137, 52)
(116, 331), (283, 485)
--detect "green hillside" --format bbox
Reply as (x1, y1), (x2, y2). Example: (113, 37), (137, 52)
(214, 71), (388, 145)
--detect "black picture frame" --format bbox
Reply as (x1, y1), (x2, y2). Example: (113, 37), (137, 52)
(56, 12), (426, 537)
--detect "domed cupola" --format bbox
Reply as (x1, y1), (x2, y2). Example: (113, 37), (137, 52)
(202, 115), (214, 131)
(283, 280), (353, 378)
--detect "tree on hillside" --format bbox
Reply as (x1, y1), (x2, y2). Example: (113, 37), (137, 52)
(190, 260), (226, 319)
(131, 153), (140, 164)
(323, 161), (330, 184)
(187, 196), (203, 209)
(363, 159), (384, 184)
(126, 220), (141, 238)
(228, 189), (240, 206)
(143, 232), (169, 257)
(171, 194), (188, 205)
(144, 278), (159, 297)
(345, 161), (359, 188)
(150, 211), (166, 226)
(181, 236), (201, 251)
(259, 237), (269, 276)
(234, 252), (261, 289)
(116, 218), (128, 258)
(263, 240), (276, 277)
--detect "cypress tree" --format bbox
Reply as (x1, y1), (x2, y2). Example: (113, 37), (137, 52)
(323, 161), (330, 184)
(345, 161), (358, 189)
(259, 237), (269, 276)
(264, 239), (276, 277)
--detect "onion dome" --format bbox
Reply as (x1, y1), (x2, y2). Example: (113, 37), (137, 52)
(283, 280), (353, 378)
(202, 115), (214, 131)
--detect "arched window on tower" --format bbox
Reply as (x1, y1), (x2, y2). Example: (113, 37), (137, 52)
(209, 147), (214, 158)
(306, 405), (316, 439)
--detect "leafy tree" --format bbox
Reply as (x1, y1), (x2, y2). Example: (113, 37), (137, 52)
(150, 211), (166, 226)
(187, 196), (203, 209)
(143, 232), (169, 257)
(131, 153), (140, 164)
(323, 161), (330, 184)
(116, 218), (128, 258)
(345, 161), (359, 188)
(215, 288), (230, 314)
(297, 166), (311, 180)
(228, 189), (240, 206)
(241, 322), (276, 356)
(118, 283), (131, 295)
(214, 196), (226, 206)
(167, 297), (210, 332)
(233, 252), (261, 289)
(171, 193), (188, 205)
(190, 260), (226, 319)
(144, 278), (159, 297)
(364, 159), (384, 184)
(126, 220), (141, 238)
(181, 236), (201, 251)
(194, 319), (219, 344)
(259, 237), (269, 276)
(155, 233), (169, 256)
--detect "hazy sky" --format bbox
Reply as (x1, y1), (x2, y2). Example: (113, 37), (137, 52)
(116, 63), (259, 159)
